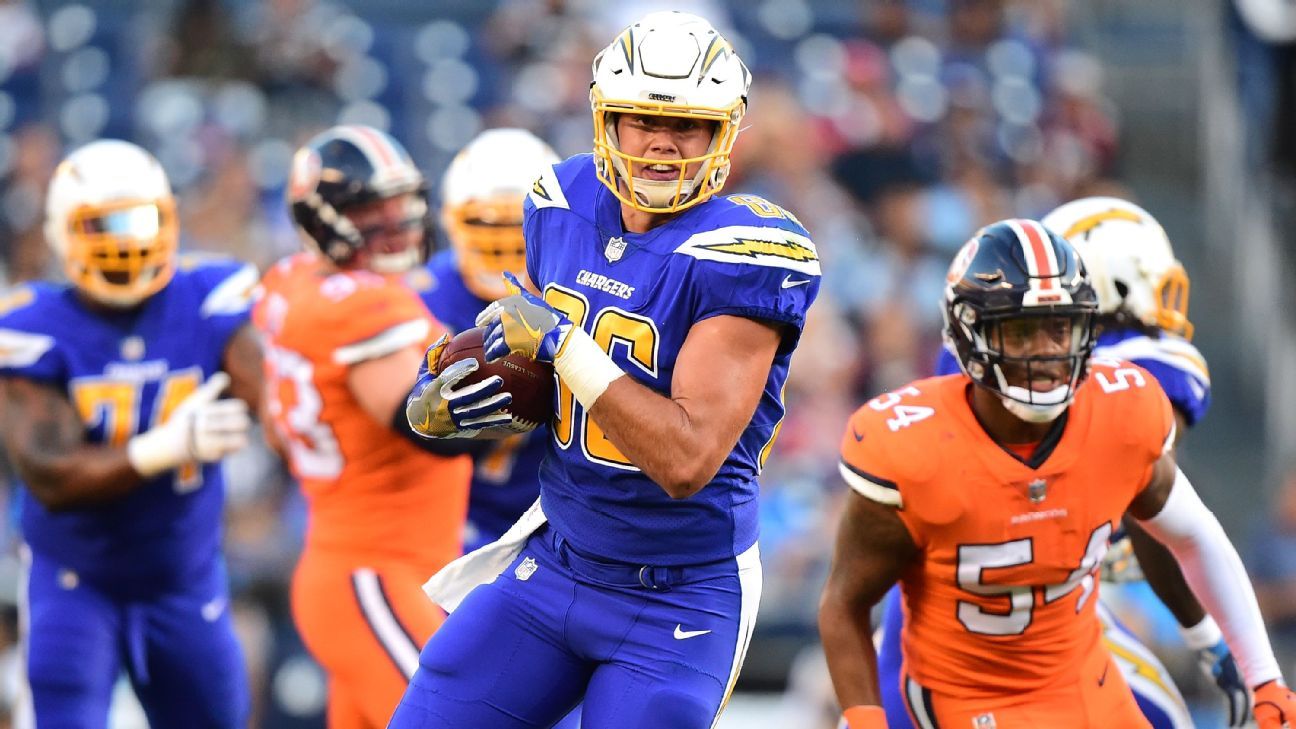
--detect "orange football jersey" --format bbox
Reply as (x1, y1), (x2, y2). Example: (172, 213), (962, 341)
(254, 253), (470, 572)
(839, 360), (1174, 697)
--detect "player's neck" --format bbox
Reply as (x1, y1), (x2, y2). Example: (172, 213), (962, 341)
(619, 202), (677, 234)
(73, 290), (145, 316)
(967, 384), (1058, 445)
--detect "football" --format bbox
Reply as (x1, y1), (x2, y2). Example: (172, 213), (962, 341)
(436, 326), (554, 433)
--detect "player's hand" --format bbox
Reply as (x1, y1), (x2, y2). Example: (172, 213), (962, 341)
(1195, 639), (1250, 726)
(405, 335), (513, 439)
(1254, 680), (1296, 729)
(127, 372), (251, 477)
(477, 272), (572, 364)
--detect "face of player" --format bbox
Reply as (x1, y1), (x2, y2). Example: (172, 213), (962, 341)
(342, 193), (425, 271)
(615, 114), (717, 183)
(989, 315), (1075, 392)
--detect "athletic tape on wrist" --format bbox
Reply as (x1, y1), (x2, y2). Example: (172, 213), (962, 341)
(553, 326), (624, 408)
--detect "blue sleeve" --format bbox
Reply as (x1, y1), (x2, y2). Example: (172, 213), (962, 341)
(682, 209), (822, 354)
(0, 286), (68, 384)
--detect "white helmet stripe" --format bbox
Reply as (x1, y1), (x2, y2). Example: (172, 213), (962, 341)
(1008, 218), (1059, 290)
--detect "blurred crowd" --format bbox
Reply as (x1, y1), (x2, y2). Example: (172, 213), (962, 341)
(0, 0), (1292, 727)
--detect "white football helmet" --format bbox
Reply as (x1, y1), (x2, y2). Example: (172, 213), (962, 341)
(45, 140), (178, 308)
(1041, 196), (1193, 339)
(590, 11), (750, 213)
(441, 128), (559, 300)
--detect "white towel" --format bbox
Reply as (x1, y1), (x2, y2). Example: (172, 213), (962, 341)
(423, 497), (548, 612)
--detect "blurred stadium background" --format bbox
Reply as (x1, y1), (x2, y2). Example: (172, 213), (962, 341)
(0, 0), (1294, 727)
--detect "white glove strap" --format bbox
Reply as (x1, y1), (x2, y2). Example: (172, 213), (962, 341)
(127, 424), (188, 478)
(1137, 467), (1281, 687)
(554, 326), (625, 409)
(1181, 615), (1224, 651)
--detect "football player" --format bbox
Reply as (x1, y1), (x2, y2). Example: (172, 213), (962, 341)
(872, 197), (1246, 727)
(253, 125), (501, 729)
(395, 11), (820, 728)
(414, 127), (560, 553)
(820, 219), (1296, 728)
(0, 140), (258, 727)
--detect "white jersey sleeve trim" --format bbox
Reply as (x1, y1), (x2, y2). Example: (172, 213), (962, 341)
(201, 263), (259, 317)
(0, 328), (56, 368)
(839, 461), (903, 507)
(527, 164), (570, 211)
(674, 225), (822, 276)
(333, 319), (430, 366)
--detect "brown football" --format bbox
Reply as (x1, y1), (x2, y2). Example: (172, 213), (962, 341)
(436, 326), (554, 432)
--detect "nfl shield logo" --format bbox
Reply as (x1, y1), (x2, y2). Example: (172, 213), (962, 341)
(973, 713), (997, 728)
(604, 236), (627, 263)
(1027, 478), (1047, 504)
(514, 556), (538, 581)
(120, 336), (145, 361)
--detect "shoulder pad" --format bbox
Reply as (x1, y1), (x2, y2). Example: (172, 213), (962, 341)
(673, 220), (820, 276)
(839, 379), (946, 507)
(527, 154), (594, 212)
(1095, 332), (1210, 385)
(200, 262), (259, 317)
(0, 327), (56, 368)
(716, 194), (810, 235)
(1085, 358), (1176, 454)
(0, 286), (37, 317)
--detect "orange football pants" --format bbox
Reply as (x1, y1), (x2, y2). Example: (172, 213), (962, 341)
(291, 548), (446, 729)
(901, 646), (1151, 728)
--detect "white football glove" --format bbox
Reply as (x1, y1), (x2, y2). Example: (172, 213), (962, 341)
(127, 372), (251, 477)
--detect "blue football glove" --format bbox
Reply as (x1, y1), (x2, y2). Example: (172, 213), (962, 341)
(1198, 639), (1251, 726)
(405, 334), (513, 438)
(477, 272), (573, 364)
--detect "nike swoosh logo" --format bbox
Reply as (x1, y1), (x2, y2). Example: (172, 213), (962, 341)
(673, 625), (712, 640)
(781, 275), (811, 289)
(1097, 661), (1110, 687)
(851, 426), (865, 442)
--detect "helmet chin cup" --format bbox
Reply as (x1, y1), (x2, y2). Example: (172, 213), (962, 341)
(369, 247), (420, 274)
(1001, 395), (1068, 423)
(630, 176), (696, 209)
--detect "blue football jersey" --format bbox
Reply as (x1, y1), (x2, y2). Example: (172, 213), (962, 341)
(524, 155), (821, 565)
(0, 256), (257, 590)
(934, 328), (1211, 426)
(411, 251), (547, 547)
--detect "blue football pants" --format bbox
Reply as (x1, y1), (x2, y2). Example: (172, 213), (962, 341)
(22, 550), (249, 729)
(389, 526), (761, 728)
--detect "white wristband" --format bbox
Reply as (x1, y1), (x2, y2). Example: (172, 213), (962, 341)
(1181, 614), (1224, 651)
(553, 326), (624, 408)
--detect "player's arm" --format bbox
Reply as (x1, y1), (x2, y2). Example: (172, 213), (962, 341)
(350, 341), (490, 457)
(479, 273), (781, 497)
(1124, 410), (1204, 626)
(584, 314), (780, 498)
(0, 377), (144, 509)
(819, 491), (918, 725)
(222, 323), (264, 415)
(1129, 453), (1296, 725)
(2, 371), (249, 511)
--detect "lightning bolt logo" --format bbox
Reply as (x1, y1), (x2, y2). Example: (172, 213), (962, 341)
(696, 237), (819, 263)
